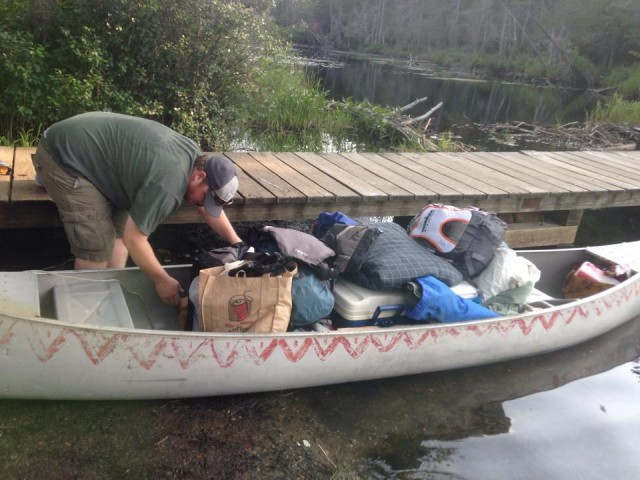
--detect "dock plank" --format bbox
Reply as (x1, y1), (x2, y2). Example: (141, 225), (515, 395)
(10, 147), (49, 202)
(274, 152), (359, 201)
(397, 152), (499, 198)
(355, 152), (464, 199)
(225, 151), (303, 204)
(319, 153), (408, 200)
(551, 152), (640, 189)
(431, 153), (520, 196)
(338, 152), (430, 200)
(485, 151), (587, 194)
(295, 152), (387, 201)
(521, 151), (620, 192)
(565, 151), (640, 181)
(0, 146), (13, 202)
(247, 152), (334, 203)
(471, 152), (574, 194)
(219, 152), (273, 205)
(611, 151), (640, 161)
(380, 152), (478, 199)
(453, 152), (548, 195)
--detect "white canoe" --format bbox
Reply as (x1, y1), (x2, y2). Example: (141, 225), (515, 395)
(1, 242), (639, 400)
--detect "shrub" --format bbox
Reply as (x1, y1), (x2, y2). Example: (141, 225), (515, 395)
(0, 0), (285, 150)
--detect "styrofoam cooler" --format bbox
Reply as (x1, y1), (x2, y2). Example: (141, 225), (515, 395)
(331, 277), (479, 329)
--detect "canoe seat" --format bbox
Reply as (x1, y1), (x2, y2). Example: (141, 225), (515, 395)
(53, 280), (134, 329)
(525, 287), (575, 309)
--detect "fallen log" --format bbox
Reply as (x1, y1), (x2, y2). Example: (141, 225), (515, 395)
(403, 101), (443, 126)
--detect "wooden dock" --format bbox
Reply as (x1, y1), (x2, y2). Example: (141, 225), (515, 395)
(2, 147), (640, 247)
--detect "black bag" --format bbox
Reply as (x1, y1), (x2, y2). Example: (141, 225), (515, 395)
(407, 204), (507, 278)
(347, 222), (464, 289)
(321, 224), (381, 276)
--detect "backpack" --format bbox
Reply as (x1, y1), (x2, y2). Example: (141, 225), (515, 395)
(311, 211), (360, 239)
(320, 224), (381, 276)
(407, 204), (507, 278)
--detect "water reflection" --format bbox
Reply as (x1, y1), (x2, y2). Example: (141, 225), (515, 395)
(297, 314), (640, 477)
(308, 54), (599, 129)
(406, 360), (640, 480)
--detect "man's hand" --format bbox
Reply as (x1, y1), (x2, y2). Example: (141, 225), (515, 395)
(121, 217), (183, 306)
(155, 275), (182, 306)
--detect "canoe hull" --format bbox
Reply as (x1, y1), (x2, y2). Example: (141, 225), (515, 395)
(2, 271), (639, 400)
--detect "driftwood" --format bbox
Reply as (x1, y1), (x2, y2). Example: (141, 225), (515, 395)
(398, 96), (429, 113)
(402, 102), (443, 126)
(326, 97), (452, 151)
(473, 120), (639, 150)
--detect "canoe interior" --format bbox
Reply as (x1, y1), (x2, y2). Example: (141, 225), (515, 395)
(3, 244), (636, 332)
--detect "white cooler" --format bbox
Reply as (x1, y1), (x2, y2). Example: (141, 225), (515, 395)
(331, 277), (478, 329)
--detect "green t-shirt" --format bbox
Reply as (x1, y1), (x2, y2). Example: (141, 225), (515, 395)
(46, 112), (201, 235)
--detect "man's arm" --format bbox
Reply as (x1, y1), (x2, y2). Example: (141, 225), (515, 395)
(198, 207), (242, 245)
(121, 216), (182, 306)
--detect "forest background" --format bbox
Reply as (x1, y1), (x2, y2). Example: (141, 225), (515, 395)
(1, 0), (639, 152)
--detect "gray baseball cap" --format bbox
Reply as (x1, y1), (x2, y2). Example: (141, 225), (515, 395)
(203, 155), (238, 217)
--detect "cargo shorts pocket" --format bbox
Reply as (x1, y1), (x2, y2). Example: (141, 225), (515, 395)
(58, 208), (111, 259)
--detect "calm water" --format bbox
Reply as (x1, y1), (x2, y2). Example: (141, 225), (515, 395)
(302, 52), (640, 478)
(301, 314), (640, 479)
(305, 51), (601, 149)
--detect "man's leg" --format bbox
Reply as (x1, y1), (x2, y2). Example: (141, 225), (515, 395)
(75, 258), (108, 270)
(108, 239), (129, 268)
(108, 209), (130, 268)
(33, 139), (116, 268)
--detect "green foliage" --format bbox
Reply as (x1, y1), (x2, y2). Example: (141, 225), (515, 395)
(238, 58), (422, 152)
(604, 64), (640, 100)
(587, 95), (640, 125)
(0, 0), (286, 150)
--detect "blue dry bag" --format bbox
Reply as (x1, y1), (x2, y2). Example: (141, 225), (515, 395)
(405, 276), (500, 323)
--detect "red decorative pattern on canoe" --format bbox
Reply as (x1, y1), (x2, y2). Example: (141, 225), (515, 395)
(1, 281), (638, 370)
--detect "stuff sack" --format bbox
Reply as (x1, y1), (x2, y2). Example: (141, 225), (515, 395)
(262, 226), (337, 280)
(405, 276), (500, 323)
(290, 264), (335, 328)
(321, 224), (382, 276)
(407, 204), (507, 278)
(347, 222), (463, 289)
(473, 244), (541, 301)
(198, 261), (297, 333)
(311, 211), (360, 239)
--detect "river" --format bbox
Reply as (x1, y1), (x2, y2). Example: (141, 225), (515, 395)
(303, 49), (602, 150)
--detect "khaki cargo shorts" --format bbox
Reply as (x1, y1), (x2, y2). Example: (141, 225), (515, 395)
(32, 137), (128, 263)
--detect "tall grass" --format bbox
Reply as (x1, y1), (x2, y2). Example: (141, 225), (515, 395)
(588, 95), (640, 124)
(0, 127), (41, 146)
(239, 61), (424, 152)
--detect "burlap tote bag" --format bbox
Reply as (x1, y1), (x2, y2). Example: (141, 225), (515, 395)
(198, 263), (297, 333)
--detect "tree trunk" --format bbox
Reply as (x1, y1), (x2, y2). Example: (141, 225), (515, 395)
(30, 0), (57, 42)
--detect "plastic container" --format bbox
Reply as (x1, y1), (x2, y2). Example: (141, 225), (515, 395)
(53, 280), (134, 328)
(331, 278), (479, 328)
(331, 278), (408, 328)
